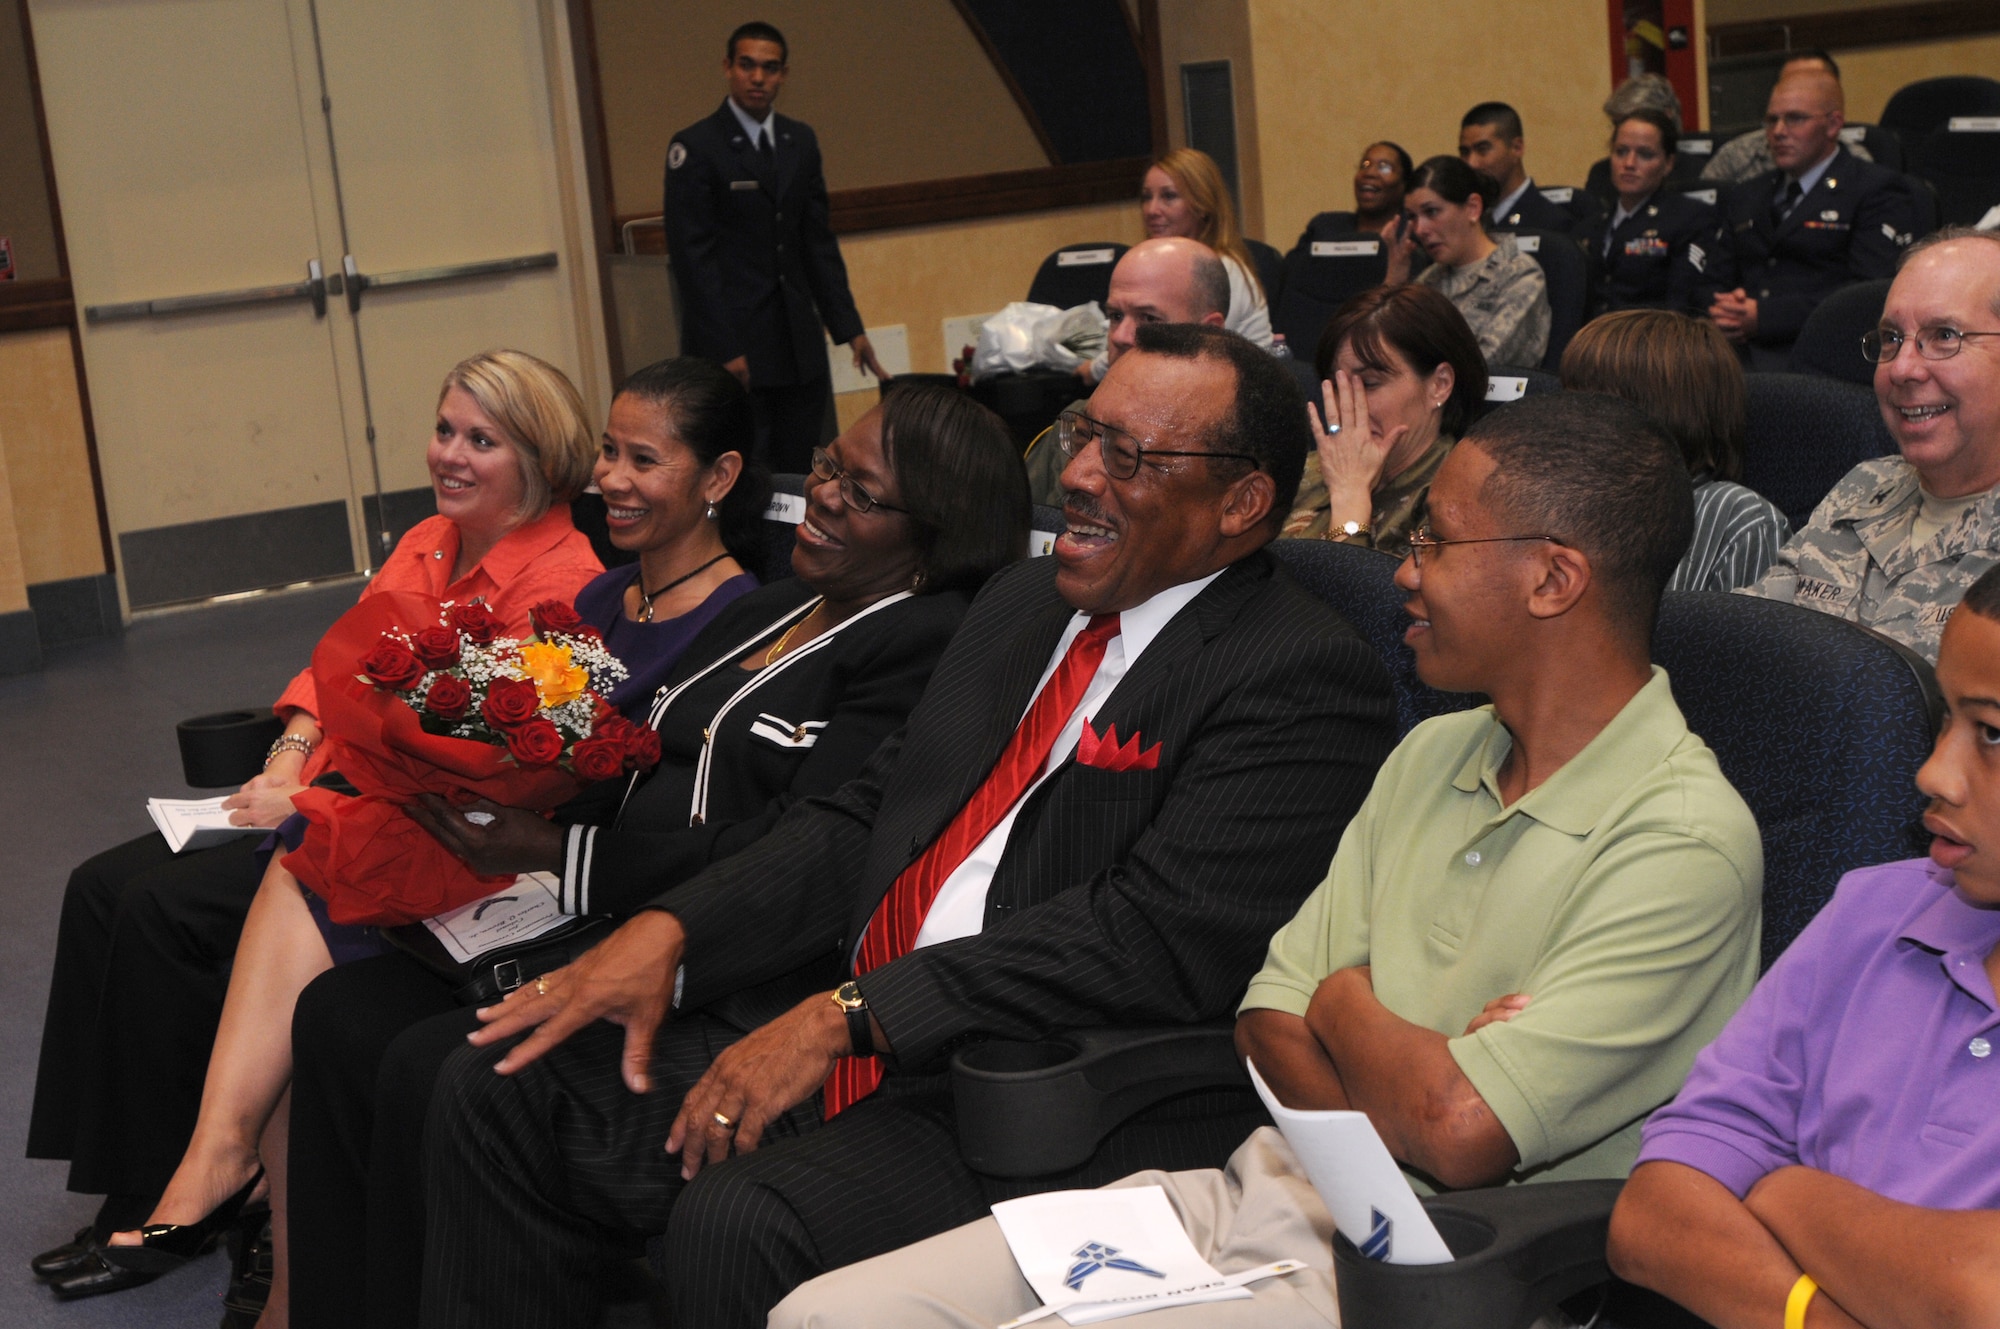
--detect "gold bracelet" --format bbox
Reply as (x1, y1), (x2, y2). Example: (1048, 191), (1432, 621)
(1784, 1273), (1818, 1329)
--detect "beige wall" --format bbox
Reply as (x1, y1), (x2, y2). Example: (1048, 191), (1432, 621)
(0, 432), (29, 615)
(0, 0), (61, 280)
(1157, 0), (1266, 241)
(591, 0), (1049, 218)
(0, 326), (102, 585)
(830, 199), (1147, 428)
(1243, 0), (1613, 250)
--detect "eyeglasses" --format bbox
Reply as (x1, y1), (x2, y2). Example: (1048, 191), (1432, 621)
(1056, 410), (1261, 481)
(1406, 527), (1559, 569)
(1762, 111), (1828, 130)
(809, 446), (908, 515)
(1861, 326), (2000, 364)
(1358, 158), (1400, 176)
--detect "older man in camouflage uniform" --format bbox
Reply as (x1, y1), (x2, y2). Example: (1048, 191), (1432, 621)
(1743, 229), (2000, 661)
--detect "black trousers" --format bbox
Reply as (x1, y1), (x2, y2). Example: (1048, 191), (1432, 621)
(418, 1012), (1264, 1329)
(288, 954), (469, 1329)
(27, 833), (264, 1229)
(749, 379), (837, 475)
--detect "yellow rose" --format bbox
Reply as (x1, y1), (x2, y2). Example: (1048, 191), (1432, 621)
(518, 641), (590, 709)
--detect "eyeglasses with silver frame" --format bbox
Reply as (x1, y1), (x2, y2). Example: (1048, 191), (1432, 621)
(1860, 326), (2000, 364)
(1405, 526), (1561, 569)
(1055, 409), (1262, 481)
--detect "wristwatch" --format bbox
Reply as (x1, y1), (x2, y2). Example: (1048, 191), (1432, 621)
(831, 981), (873, 1056)
(1328, 520), (1364, 541)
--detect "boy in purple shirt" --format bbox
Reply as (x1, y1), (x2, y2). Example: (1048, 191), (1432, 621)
(1609, 563), (2000, 1327)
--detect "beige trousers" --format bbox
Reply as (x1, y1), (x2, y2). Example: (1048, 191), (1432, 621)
(768, 1127), (1342, 1329)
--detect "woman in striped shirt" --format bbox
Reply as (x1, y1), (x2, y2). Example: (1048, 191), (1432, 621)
(1561, 310), (1790, 591)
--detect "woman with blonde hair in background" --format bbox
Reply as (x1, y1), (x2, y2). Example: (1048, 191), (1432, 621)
(1081, 147), (1273, 383)
(29, 349), (604, 1318)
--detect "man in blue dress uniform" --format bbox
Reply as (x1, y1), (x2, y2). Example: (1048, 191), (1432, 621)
(664, 21), (890, 472)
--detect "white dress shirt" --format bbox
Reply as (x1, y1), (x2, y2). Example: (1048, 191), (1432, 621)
(907, 571), (1223, 950)
(727, 96), (774, 152)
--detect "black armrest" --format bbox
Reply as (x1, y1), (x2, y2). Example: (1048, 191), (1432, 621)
(1332, 1178), (1623, 1329)
(950, 1022), (1243, 1178)
(177, 710), (286, 788)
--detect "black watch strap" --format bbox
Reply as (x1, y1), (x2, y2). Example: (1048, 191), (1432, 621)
(835, 981), (873, 1056)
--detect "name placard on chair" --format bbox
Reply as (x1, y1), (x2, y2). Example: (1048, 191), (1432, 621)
(1486, 377), (1529, 402)
(1310, 240), (1380, 257)
(1057, 248), (1117, 266)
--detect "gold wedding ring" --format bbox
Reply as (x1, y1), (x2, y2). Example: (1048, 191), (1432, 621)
(712, 1111), (735, 1129)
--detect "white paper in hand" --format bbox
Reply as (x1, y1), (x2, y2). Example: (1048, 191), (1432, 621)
(991, 1185), (1251, 1325)
(146, 797), (262, 853)
(1246, 1060), (1454, 1265)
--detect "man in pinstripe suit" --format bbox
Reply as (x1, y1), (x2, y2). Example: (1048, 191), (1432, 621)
(413, 324), (1398, 1329)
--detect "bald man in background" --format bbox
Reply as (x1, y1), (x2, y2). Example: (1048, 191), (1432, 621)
(1024, 237), (1231, 506)
(1702, 69), (1920, 370)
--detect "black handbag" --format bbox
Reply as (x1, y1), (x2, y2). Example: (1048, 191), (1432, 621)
(380, 914), (616, 1007)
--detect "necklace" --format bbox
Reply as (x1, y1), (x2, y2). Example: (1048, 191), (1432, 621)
(638, 553), (731, 622)
(762, 599), (825, 666)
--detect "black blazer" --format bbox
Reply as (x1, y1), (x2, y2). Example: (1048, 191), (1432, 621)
(663, 101), (865, 386)
(1704, 147), (1920, 346)
(1583, 189), (1723, 316)
(663, 550), (1398, 1062)
(558, 581), (969, 918)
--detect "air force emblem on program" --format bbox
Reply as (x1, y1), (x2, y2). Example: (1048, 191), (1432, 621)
(1063, 1241), (1167, 1291)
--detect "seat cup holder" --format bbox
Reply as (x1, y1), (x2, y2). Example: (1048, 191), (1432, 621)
(176, 710), (286, 789)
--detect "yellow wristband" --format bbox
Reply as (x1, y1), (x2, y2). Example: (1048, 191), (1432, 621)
(1784, 1273), (1818, 1329)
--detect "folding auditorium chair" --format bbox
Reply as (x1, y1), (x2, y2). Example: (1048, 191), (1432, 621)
(759, 473), (806, 583)
(1246, 238), (1287, 313)
(1790, 279), (1889, 388)
(1027, 503), (1063, 559)
(1271, 214), (1391, 362)
(1840, 123), (1904, 174)
(1023, 241), (1129, 311)
(1879, 75), (2000, 137)
(1903, 124), (2000, 227)
(951, 592), (1939, 1329)
(1740, 372), (1896, 531)
(1493, 227), (1589, 370)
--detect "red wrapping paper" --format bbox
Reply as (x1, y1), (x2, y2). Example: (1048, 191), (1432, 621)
(283, 591), (585, 926)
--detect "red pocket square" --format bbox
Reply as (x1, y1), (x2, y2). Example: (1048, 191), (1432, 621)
(1077, 719), (1162, 772)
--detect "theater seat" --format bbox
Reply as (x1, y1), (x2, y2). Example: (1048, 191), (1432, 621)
(953, 595), (1938, 1327)
(1246, 238), (1286, 312)
(1740, 373), (1896, 531)
(1491, 228), (1588, 370)
(1903, 125), (2000, 227)
(1880, 75), (2000, 137)
(760, 474), (806, 584)
(1024, 241), (1128, 311)
(1272, 215), (1390, 360)
(1790, 279), (1889, 388)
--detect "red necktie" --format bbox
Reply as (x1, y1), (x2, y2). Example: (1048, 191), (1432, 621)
(823, 612), (1121, 1117)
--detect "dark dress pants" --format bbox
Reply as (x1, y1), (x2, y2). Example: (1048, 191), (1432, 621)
(27, 832), (264, 1229)
(288, 954), (470, 1329)
(419, 1012), (1265, 1329)
(749, 379), (837, 475)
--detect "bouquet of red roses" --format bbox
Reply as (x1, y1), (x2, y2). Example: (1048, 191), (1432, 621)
(283, 590), (659, 926)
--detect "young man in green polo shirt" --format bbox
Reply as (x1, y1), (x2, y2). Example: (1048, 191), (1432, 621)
(769, 392), (1765, 1329)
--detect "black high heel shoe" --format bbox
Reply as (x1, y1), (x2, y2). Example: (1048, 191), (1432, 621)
(97, 1169), (264, 1278)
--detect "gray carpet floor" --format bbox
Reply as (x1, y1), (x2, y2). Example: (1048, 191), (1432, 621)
(1, 582), (359, 1328)
(2, 582), (668, 1328)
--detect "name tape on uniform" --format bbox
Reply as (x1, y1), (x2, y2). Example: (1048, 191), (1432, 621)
(1311, 240), (1380, 257)
(1681, 138), (1713, 155)
(765, 492), (806, 524)
(1949, 117), (2000, 132)
(1486, 377), (1529, 402)
(1056, 248), (1117, 267)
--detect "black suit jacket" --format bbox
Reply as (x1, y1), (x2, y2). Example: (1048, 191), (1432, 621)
(1584, 189), (1723, 316)
(661, 551), (1398, 1065)
(1705, 147), (1919, 347)
(663, 101), (865, 386)
(558, 581), (969, 919)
